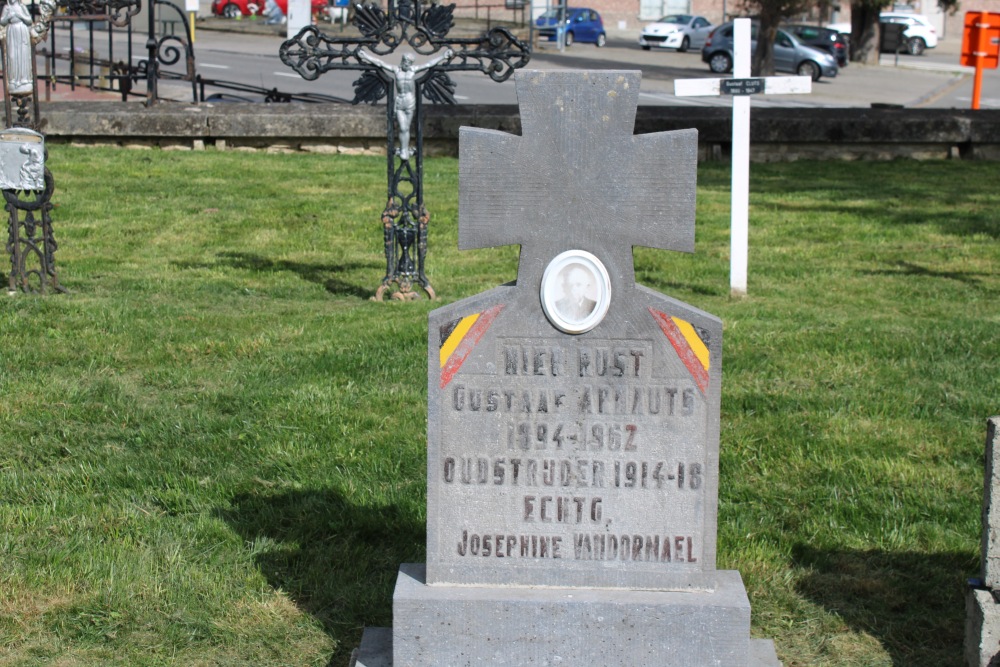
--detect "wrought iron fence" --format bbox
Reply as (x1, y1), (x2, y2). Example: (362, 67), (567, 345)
(448, 1), (528, 29)
(36, 0), (197, 104)
(15, 0), (527, 105)
(193, 74), (350, 103)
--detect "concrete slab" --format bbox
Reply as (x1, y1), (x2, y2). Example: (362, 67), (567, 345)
(965, 587), (1000, 667)
(391, 563), (765, 666)
(983, 417), (1000, 589)
(750, 638), (782, 667)
(351, 627), (392, 667)
(353, 620), (783, 667)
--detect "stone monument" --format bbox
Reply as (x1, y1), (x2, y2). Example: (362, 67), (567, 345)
(966, 417), (1000, 667)
(351, 69), (779, 667)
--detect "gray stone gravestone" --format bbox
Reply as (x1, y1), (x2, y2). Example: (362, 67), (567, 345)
(966, 417), (1000, 667)
(350, 69), (778, 667)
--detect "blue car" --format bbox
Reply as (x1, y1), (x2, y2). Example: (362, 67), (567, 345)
(536, 7), (606, 47)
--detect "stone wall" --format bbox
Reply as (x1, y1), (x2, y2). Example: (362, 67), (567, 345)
(38, 101), (1000, 161)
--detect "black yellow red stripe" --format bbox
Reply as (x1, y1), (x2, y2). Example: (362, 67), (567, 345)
(439, 305), (505, 388)
(648, 308), (710, 393)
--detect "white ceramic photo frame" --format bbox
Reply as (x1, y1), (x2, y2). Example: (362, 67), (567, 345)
(540, 249), (611, 334)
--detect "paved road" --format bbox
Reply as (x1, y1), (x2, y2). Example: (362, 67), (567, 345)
(65, 17), (998, 108)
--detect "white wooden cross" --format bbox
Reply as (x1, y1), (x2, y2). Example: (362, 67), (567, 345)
(673, 18), (811, 297)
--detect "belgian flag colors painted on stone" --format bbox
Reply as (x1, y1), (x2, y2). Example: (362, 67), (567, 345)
(438, 305), (505, 389)
(648, 308), (710, 394)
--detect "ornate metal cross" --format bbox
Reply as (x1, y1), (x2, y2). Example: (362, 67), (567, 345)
(1, 0), (63, 293)
(0, 0), (141, 293)
(280, 0), (529, 301)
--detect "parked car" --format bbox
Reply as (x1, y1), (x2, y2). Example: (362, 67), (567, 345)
(783, 23), (848, 67)
(211, 0), (327, 19)
(639, 14), (713, 52)
(879, 12), (937, 55)
(212, 0), (262, 18)
(701, 21), (838, 81)
(535, 7), (606, 47)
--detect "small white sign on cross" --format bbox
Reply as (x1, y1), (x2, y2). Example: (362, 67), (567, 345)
(673, 18), (811, 297)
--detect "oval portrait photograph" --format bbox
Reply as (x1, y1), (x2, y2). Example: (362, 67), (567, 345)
(540, 250), (611, 334)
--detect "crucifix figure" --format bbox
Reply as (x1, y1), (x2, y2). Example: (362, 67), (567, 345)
(280, 0), (529, 301)
(358, 48), (454, 160)
(673, 18), (810, 297)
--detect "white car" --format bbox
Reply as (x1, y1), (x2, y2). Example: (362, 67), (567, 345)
(880, 12), (938, 54)
(639, 14), (714, 52)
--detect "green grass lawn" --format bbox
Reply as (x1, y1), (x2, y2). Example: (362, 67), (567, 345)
(1, 147), (998, 666)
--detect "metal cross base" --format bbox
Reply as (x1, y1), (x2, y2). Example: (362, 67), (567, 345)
(371, 197), (436, 301)
(5, 169), (65, 294)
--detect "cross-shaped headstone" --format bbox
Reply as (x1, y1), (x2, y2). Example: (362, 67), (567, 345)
(279, 0), (529, 301)
(673, 18), (811, 297)
(459, 70), (697, 298)
(428, 69), (727, 593)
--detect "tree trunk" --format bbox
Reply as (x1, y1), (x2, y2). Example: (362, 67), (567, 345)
(850, 3), (882, 64)
(752, 13), (781, 76)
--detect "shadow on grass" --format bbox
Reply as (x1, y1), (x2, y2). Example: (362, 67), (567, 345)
(861, 261), (994, 289)
(222, 489), (423, 666)
(219, 253), (380, 299)
(173, 253), (379, 298)
(792, 544), (976, 667)
(745, 169), (1000, 241)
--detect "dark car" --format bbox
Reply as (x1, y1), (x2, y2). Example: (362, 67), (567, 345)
(535, 7), (606, 47)
(783, 24), (848, 67)
(701, 21), (838, 81)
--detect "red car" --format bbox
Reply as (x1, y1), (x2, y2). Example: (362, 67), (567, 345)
(211, 0), (328, 19)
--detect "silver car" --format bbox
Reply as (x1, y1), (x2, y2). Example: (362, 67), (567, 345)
(639, 14), (714, 52)
(701, 22), (838, 81)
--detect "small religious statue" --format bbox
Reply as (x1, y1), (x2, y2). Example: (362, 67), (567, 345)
(357, 48), (454, 161)
(18, 142), (43, 188)
(1, 0), (35, 96)
(0, 0), (57, 100)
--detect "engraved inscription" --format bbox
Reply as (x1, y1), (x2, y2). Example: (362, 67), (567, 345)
(436, 338), (709, 568)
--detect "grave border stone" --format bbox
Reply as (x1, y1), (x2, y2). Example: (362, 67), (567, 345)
(966, 416), (1000, 667)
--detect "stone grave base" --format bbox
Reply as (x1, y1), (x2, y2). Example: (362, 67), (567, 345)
(965, 586), (1000, 667)
(350, 563), (780, 667)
